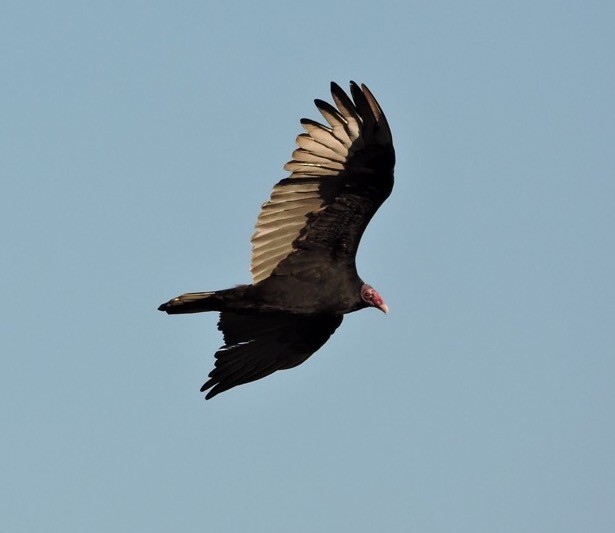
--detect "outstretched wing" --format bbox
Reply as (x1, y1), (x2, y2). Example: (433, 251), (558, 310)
(250, 81), (395, 283)
(201, 312), (343, 399)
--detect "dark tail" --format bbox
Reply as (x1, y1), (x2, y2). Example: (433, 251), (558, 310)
(158, 285), (254, 314)
(158, 291), (220, 314)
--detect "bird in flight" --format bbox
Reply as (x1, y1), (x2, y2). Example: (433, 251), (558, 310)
(159, 81), (395, 399)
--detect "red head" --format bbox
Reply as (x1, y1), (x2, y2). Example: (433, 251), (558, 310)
(360, 284), (388, 313)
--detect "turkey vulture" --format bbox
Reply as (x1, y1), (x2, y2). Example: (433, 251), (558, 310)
(159, 81), (395, 399)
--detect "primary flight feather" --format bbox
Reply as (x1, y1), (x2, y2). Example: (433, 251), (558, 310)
(159, 81), (395, 399)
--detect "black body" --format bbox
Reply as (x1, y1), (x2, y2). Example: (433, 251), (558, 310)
(159, 82), (395, 399)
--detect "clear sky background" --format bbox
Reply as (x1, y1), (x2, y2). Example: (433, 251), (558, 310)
(2, 1), (614, 532)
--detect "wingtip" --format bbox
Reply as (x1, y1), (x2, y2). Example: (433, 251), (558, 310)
(330, 80), (343, 93)
(331, 80), (361, 94)
(201, 381), (219, 400)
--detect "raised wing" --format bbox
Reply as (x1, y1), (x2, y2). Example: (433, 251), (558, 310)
(250, 82), (395, 283)
(201, 312), (343, 399)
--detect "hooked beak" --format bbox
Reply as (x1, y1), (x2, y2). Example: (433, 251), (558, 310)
(378, 302), (389, 314)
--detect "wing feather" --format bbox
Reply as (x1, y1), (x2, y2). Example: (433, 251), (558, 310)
(315, 100), (353, 148)
(300, 119), (347, 156)
(295, 134), (347, 162)
(256, 201), (323, 219)
(201, 312), (343, 399)
(250, 82), (395, 283)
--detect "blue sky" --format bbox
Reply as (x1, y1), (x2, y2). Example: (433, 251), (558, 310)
(2, 1), (614, 531)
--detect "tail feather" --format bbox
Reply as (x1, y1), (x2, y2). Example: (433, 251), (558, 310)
(158, 291), (218, 314)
